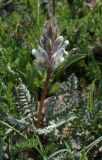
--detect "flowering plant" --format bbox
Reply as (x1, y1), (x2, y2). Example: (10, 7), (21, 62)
(32, 18), (69, 128)
(32, 18), (69, 72)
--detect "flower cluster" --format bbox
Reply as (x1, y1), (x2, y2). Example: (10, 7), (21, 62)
(32, 18), (69, 71)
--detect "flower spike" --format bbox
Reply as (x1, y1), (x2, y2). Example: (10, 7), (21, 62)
(32, 18), (69, 72)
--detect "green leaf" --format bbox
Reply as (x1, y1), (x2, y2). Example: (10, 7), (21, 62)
(48, 149), (69, 160)
(85, 136), (102, 153)
(50, 82), (61, 94)
(89, 80), (95, 112)
(80, 148), (88, 160)
(55, 115), (77, 128)
(0, 120), (26, 139)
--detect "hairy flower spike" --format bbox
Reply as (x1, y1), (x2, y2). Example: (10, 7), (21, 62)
(32, 18), (69, 71)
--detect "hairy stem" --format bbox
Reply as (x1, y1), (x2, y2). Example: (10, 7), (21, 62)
(36, 72), (51, 128)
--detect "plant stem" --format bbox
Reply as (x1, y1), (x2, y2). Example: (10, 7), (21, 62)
(52, 0), (56, 16)
(36, 72), (51, 128)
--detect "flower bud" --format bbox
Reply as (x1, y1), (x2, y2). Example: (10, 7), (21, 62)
(59, 57), (64, 63)
(64, 51), (68, 55)
(63, 40), (69, 48)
